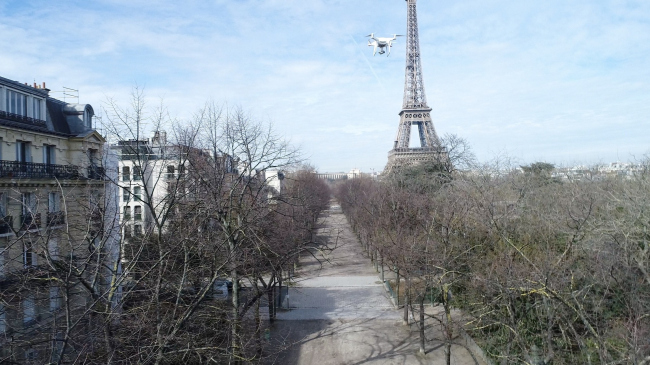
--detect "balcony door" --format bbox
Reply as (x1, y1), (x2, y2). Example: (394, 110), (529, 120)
(16, 141), (31, 162)
(44, 145), (55, 175)
(44, 145), (55, 164)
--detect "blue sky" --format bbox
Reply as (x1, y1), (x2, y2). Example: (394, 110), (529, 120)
(1, 0), (649, 172)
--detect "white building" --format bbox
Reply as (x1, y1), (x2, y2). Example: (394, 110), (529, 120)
(265, 170), (285, 200)
(111, 131), (186, 235)
(317, 168), (364, 181)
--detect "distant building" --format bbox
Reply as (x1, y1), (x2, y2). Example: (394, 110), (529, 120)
(318, 168), (364, 181)
(111, 130), (233, 236)
(552, 162), (643, 181)
(265, 169), (285, 200)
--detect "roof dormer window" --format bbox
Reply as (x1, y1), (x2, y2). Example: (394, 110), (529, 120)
(84, 107), (93, 129)
(6, 89), (27, 116)
(32, 97), (43, 120)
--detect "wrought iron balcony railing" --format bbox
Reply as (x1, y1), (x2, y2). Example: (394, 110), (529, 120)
(0, 215), (13, 234)
(0, 161), (106, 180)
(0, 161), (80, 179)
(88, 165), (106, 180)
(21, 213), (41, 231)
(47, 211), (66, 226)
(0, 110), (47, 128)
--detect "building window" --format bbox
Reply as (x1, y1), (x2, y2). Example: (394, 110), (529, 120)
(134, 186), (141, 201)
(122, 166), (130, 182)
(23, 242), (37, 267)
(133, 166), (142, 181)
(0, 193), (11, 235)
(6, 89), (28, 116)
(49, 192), (60, 213)
(0, 303), (6, 333)
(179, 165), (185, 176)
(16, 141), (31, 163)
(32, 98), (42, 120)
(0, 246), (5, 277)
(48, 237), (59, 260)
(134, 224), (142, 236)
(50, 286), (60, 311)
(22, 192), (36, 213)
(167, 165), (175, 179)
(0, 192), (6, 217)
(48, 192), (64, 226)
(22, 192), (38, 230)
(84, 108), (92, 128)
(134, 206), (142, 221)
(23, 294), (36, 325)
(43, 144), (56, 165)
(123, 187), (130, 202)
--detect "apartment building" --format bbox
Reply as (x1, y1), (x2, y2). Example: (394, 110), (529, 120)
(111, 130), (240, 237)
(0, 76), (110, 363)
(112, 131), (195, 234)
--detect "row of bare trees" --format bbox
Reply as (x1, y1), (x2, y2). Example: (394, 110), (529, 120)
(336, 155), (650, 364)
(0, 94), (331, 364)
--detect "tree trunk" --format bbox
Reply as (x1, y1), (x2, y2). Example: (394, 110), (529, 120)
(395, 268), (400, 306)
(230, 240), (241, 365)
(267, 288), (275, 323)
(419, 295), (426, 354)
(443, 284), (452, 365)
(278, 270), (283, 309)
(255, 298), (262, 359)
(403, 276), (409, 325)
(375, 249), (380, 272)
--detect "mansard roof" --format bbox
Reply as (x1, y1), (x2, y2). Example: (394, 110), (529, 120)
(0, 75), (98, 139)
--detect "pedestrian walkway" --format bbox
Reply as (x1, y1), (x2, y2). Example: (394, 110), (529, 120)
(270, 201), (484, 365)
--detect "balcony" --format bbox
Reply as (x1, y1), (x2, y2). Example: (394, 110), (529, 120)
(20, 213), (41, 231)
(47, 211), (66, 226)
(88, 165), (106, 180)
(0, 161), (106, 180)
(0, 161), (80, 179)
(0, 216), (13, 234)
(0, 110), (47, 128)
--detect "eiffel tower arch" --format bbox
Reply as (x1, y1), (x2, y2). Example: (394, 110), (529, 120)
(385, 0), (447, 173)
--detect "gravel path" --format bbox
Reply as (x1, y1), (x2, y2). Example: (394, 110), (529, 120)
(269, 201), (484, 365)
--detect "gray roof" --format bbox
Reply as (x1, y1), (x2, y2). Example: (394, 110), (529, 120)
(1, 75), (96, 138)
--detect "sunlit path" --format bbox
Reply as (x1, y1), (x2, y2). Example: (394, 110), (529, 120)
(269, 201), (484, 365)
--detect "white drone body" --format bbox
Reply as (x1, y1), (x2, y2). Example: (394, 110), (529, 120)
(367, 33), (403, 56)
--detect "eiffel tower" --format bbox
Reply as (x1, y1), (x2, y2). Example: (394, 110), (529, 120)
(385, 0), (445, 172)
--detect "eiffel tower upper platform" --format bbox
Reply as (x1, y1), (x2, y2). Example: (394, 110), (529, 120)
(385, 0), (446, 172)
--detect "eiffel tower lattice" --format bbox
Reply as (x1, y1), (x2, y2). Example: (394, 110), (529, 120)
(385, 0), (446, 172)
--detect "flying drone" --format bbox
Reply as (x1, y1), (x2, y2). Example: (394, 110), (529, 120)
(366, 33), (403, 56)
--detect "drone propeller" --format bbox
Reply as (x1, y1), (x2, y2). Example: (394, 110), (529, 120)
(394, 34), (404, 37)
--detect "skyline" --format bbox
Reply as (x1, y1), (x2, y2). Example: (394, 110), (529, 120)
(1, 0), (649, 172)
